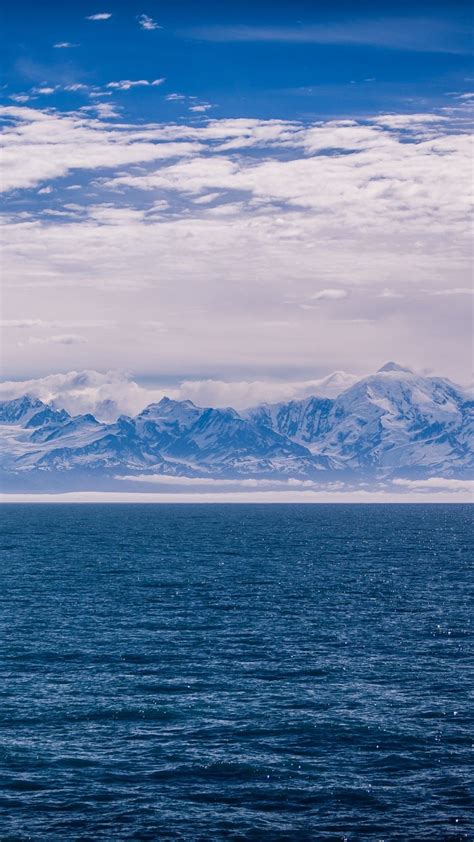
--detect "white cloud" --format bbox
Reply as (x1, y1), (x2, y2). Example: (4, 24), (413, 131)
(64, 84), (89, 92)
(1, 319), (43, 328)
(117, 475), (316, 487)
(166, 93), (186, 101)
(53, 42), (79, 49)
(9, 94), (31, 103)
(429, 287), (473, 296)
(370, 113), (448, 128)
(2, 487), (472, 503)
(137, 14), (161, 30)
(106, 78), (165, 91)
(0, 106), (202, 192)
(192, 192), (221, 204)
(23, 334), (87, 346)
(0, 107), (471, 382)
(310, 289), (349, 301)
(33, 87), (56, 95)
(378, 288), (404, 299)
(189, 104), (213, 113)
(85, 12), (112, 20)
(393, 478), (474, 493)
(0, 369), (360, 420)
(81, 102), (120, 119)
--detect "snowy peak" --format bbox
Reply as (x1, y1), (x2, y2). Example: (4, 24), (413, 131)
(377, 362), (414, 374)
(0, 395), (48, 425)
(246, 367), (472, 474)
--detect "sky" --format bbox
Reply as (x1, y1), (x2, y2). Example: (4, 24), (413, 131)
(1, 0), (473, 406)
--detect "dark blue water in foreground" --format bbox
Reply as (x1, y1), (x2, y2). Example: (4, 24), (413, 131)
(0, 504), (472, 840)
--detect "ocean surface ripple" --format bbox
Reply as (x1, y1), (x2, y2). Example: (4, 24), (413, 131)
(0, 503), (472, 840)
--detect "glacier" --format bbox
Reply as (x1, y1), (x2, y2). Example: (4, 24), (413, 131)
(0, 364), (472, 491)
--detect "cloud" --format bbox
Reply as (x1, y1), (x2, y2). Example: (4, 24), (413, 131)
(166, 93), (186, 101)
(310, 289), (349, 301)
(189, 104), (213, 113)
(117, 475), (316, 488)
(378, 288), (404, 299)
(181, 18), (471, 54)
(370, 113), (448, 128)
(137, 14), (161, 31)
(0, 371), (135, 419)
(3, 486), (473, 503)
(53, 42), (80, 49)
(0, 369), (359, 420)
(23, 334), (87, 346)
(33, 87), (56, 95)
(0, 106), (202, 191)
(81, 102), (120, 119)
(9, 94), (31, 103)
(392, 478), (474, 493)
(0, 107), (471, 382)
(85, 12), (112, 21)
(105, 79), (165, 91)
(64, 83), (89, 92)
(429, 288), (473, 296)
(1, 319), (43, 328)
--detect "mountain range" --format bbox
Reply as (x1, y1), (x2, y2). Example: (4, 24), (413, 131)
(0, 363), (472, 491)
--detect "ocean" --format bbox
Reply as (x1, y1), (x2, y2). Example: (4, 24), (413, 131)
(0, 504), (472, 840)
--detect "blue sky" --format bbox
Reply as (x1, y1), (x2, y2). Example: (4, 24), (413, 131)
(2, 0), (473, 120)
(1, 1), (472, 399)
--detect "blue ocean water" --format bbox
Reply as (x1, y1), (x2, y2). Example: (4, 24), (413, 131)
(0, 504), (472, 841)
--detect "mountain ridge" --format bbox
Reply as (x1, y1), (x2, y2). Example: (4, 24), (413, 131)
(0, 365), (472, 490)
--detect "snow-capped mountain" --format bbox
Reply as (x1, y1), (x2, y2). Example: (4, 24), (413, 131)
(247, 363), (472, 476)
(0, 365), (472, 490)
(0, 395), (317, 485)
(246, 396), (333, 450)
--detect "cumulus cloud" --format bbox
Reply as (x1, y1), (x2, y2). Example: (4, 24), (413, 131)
(137, 14), (161, 30)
